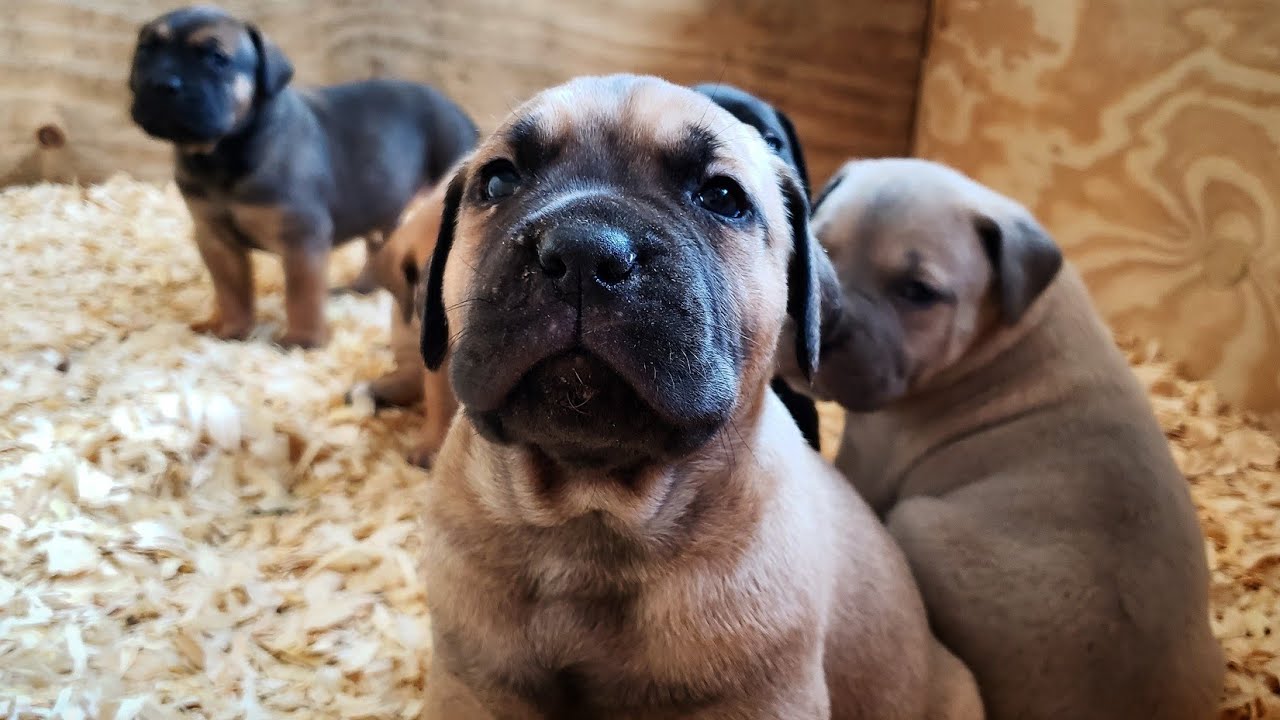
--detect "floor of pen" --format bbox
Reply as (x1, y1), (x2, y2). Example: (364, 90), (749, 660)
(0, 176), (1275, 719)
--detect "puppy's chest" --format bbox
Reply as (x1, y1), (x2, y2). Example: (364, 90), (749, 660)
(464, 583), (732, 715)
(182, 189), (292, 255)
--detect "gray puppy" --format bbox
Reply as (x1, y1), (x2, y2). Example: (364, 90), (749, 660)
(128, 5), (477, 347)
(781, 158), (1223, 720)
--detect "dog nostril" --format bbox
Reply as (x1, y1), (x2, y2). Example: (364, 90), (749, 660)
(596, 251), (636, 285)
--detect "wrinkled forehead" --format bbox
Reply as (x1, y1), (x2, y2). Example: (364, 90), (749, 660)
(818, 179), (981, 276)
(480, 76), (775, 181)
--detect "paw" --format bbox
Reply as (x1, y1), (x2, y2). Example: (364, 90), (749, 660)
(366, 375), (425, 409)
(190, 317), (250, 341)
(329, 281), (376, 297)
(406, 443), (438, 470)
(276, 328), (329, 350)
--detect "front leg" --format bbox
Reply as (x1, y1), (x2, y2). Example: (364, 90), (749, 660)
(191, 222), (254, 341)
(279, 243), (332, 349)
(421, 661), (546, 720)
(229, 203), (332, 349)
(673, 663), (829, 720)
(408, 357), (458, 468)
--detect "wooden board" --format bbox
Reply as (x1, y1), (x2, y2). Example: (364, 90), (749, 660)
(0, 0), (929, 191)
(914, 0), (1280, 420)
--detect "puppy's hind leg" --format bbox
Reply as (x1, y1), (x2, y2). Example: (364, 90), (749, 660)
(333, 233), (385, 296)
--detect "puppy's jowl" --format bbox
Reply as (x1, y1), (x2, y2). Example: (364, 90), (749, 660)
(416, 75), (982, 720)
(783, 158), (1223, 720)
(128, 6), (477, 348)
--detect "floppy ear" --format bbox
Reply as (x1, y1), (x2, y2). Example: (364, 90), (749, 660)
(782, 171), (821, 383)
(246, 24), (293, 101)
(420, 170), (468, 371)
(810, 165), (849, 214)
(774, 109), (810, 198)
(976, 212), (1063, 324)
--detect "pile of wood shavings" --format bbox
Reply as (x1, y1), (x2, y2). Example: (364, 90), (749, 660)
(1, 177), (430, 719)
(1118, 339), (1280, 719)
(0, 177), (1276, 718)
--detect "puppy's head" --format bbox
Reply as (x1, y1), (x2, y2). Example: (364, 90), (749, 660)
(421, 75), (820, 472)
(128, 5), (293, 147)
(692, 83), (810, 196)
(806, 158), (1063, 410)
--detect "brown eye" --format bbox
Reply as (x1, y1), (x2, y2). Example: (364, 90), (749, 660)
(695, 176), (750, 219)
(480, 159), (520, 201)
(894, 278), (945, 308)
(202, 44), (231, 68)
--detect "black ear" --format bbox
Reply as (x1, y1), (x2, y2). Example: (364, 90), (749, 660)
(976, 212), (1063, 324)
(420, 170), (468, 371)
(782, 171), (821, 383)
(774, 109), (810, 199)
(811, 165), (848, 214)
(246, 24), (293, 101)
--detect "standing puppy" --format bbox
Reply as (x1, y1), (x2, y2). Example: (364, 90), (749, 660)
(416, 75), (982, 720)
(693, 82), (822, 451)
(128, 6), (477, 347)
(786, 158), (1223, 719)
(347, 169), (463, 467)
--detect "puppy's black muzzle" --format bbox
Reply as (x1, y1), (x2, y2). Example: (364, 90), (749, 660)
(129, 64), (231, 144)
(452, 191), (740, 469)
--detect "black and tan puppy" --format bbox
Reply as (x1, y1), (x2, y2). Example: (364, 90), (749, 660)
(781, 158), (1223, 719)
(128, 5), (477, 348)
(415, 75), (982, 720)
(693, 82), (822, 451)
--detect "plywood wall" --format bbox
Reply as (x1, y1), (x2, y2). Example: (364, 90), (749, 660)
(915, 0), (1280, 419)
(0, 0), (929, 190)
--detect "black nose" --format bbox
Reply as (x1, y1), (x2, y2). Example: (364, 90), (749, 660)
(537, 223), (638, 288)
(151, 75), (182, 96)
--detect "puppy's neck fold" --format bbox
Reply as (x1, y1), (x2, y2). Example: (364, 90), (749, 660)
(438, 387), (772, 563)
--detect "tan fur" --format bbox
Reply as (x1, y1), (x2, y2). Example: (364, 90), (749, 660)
(150, 21), (171, 41)
(185, 19), (243, 53)
(810, 158), (1224, 720)
(420, 77), (981, 720)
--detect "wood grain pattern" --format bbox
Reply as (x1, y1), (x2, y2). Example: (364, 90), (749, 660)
(0, 0), (929, 190)
(914, 0), (1280, 420)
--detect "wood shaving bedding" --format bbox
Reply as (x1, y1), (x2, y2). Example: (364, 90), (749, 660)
(0, 176), (1275, 718)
